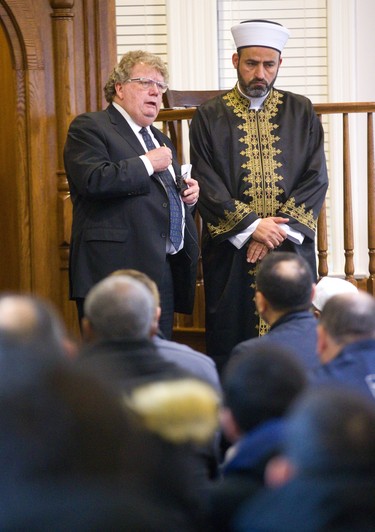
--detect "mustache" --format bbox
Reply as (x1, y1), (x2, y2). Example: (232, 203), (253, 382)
(249, 79), (268, 87)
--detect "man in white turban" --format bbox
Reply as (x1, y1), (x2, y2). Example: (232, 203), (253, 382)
(312, 276), (358, 317)
(190, 20), (329, 372)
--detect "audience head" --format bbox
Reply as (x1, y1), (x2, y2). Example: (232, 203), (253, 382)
(312, 276), (358, 317)
(317, 291), (375, 363)
(0, 341), (145, 479)
(255, 252), (314, 323)
(220, 344), (307, 442)
(0, 293), (76, 359)
(280, 387), (375, 477)
(82, 274), (155, 342)
(104, 50), (169, 103)
(0, 342), (206, 529)
(111, 268), (161, 335)
(126, 377), (219, 445)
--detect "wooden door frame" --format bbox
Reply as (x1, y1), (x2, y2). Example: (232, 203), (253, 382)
(0, 0), (35, 292)
(0, 0), (116, 335)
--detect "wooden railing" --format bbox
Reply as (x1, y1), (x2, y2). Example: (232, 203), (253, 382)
(312, 103), (375, 294)
(157, 102), (375, 347)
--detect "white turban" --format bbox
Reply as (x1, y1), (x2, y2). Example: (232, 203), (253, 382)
(312, 277), (358, 312)
(231, 19), (290, 53)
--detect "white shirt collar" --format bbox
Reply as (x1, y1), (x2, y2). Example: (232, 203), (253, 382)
(112, 101), (152, 136)
(111, 102), (158, 147)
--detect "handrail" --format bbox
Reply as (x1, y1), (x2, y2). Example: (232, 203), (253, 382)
(313, 102), (375, 114)
(158, 107), (196, 121)
(158, 102), (375, 121)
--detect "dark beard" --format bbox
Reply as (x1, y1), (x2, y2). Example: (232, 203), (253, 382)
(245, 85), (269, 97)
(239, 79), (270, 98)
(237, 70), (276, 98)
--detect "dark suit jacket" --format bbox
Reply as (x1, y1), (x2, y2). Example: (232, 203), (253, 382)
(78, 338), (190, 392)
(63, 104), (199, 313)
(231, 311), (319, 373)
(153, 335), (221, 393)
(311, 338), (375, 400)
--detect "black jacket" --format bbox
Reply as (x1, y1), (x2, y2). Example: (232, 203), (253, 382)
(64, 105), (199, 313)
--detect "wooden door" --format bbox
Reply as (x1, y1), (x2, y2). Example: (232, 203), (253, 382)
(0, 25), (25, 291)
(0, 0), (116, 338)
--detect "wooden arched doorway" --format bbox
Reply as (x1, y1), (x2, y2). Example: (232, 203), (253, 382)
(0, 0), (116, 336)
(0, 3), (32, 293)
(0, 25), (20, 290)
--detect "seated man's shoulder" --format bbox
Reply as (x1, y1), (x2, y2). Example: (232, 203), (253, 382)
(153, 336), (221, 391)
(231, 336), (267, 358)
(155, 336), (213, 364)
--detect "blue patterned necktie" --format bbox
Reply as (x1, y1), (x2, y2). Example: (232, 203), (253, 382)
(139, 127), (183, 250)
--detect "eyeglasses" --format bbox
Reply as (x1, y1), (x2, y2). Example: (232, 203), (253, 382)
(125, 77), (169, 94)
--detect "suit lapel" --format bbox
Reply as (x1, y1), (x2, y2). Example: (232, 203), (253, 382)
(106, 106), (181, 185)
(106, 105), (145, 156)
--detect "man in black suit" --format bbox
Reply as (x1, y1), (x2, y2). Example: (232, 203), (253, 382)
(64, 50), (200, 338)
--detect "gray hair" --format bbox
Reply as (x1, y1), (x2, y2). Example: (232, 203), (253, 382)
(83, 275), (155, 341)
(104, 50), (169, 103)
(320, 291), (375, 344)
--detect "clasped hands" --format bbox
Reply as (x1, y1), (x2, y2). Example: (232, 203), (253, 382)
(246, 217), (289, 264)
(146, 146), (199, 205)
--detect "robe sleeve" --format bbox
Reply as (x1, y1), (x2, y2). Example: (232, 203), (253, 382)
(276, 106), (328, 240)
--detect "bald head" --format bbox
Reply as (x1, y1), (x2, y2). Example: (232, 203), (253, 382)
(0, 294), (69, 357)
(0, 296), (38, 334)
(83, 275), (155, 341)
(256, 252), (314, 312)
(111, 269), (160, 308)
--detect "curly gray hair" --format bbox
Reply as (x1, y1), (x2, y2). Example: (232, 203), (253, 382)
(104, 50), (169, 103)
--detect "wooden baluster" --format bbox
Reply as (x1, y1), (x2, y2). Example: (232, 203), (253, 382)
(317, 200), (328, 278)
(316, 112), (328, 279)
(176, 119), (183, 165)
(193, 212), (205, 330)
(166, 119), (178, 152)
(343, 113), (355, 282)
(367, 111), (375, 295)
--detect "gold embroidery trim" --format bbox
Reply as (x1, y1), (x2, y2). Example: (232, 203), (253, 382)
(279, 197), (317, 232)
(224, 88), (285, 218)
(207, 200), (252, 238)
(223, 88), (317, 235)
(249, 263), (267, 336)
(258, 318), (270, 336)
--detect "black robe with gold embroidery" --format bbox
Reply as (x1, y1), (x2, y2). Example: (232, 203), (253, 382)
(190, 87), (328, 372)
